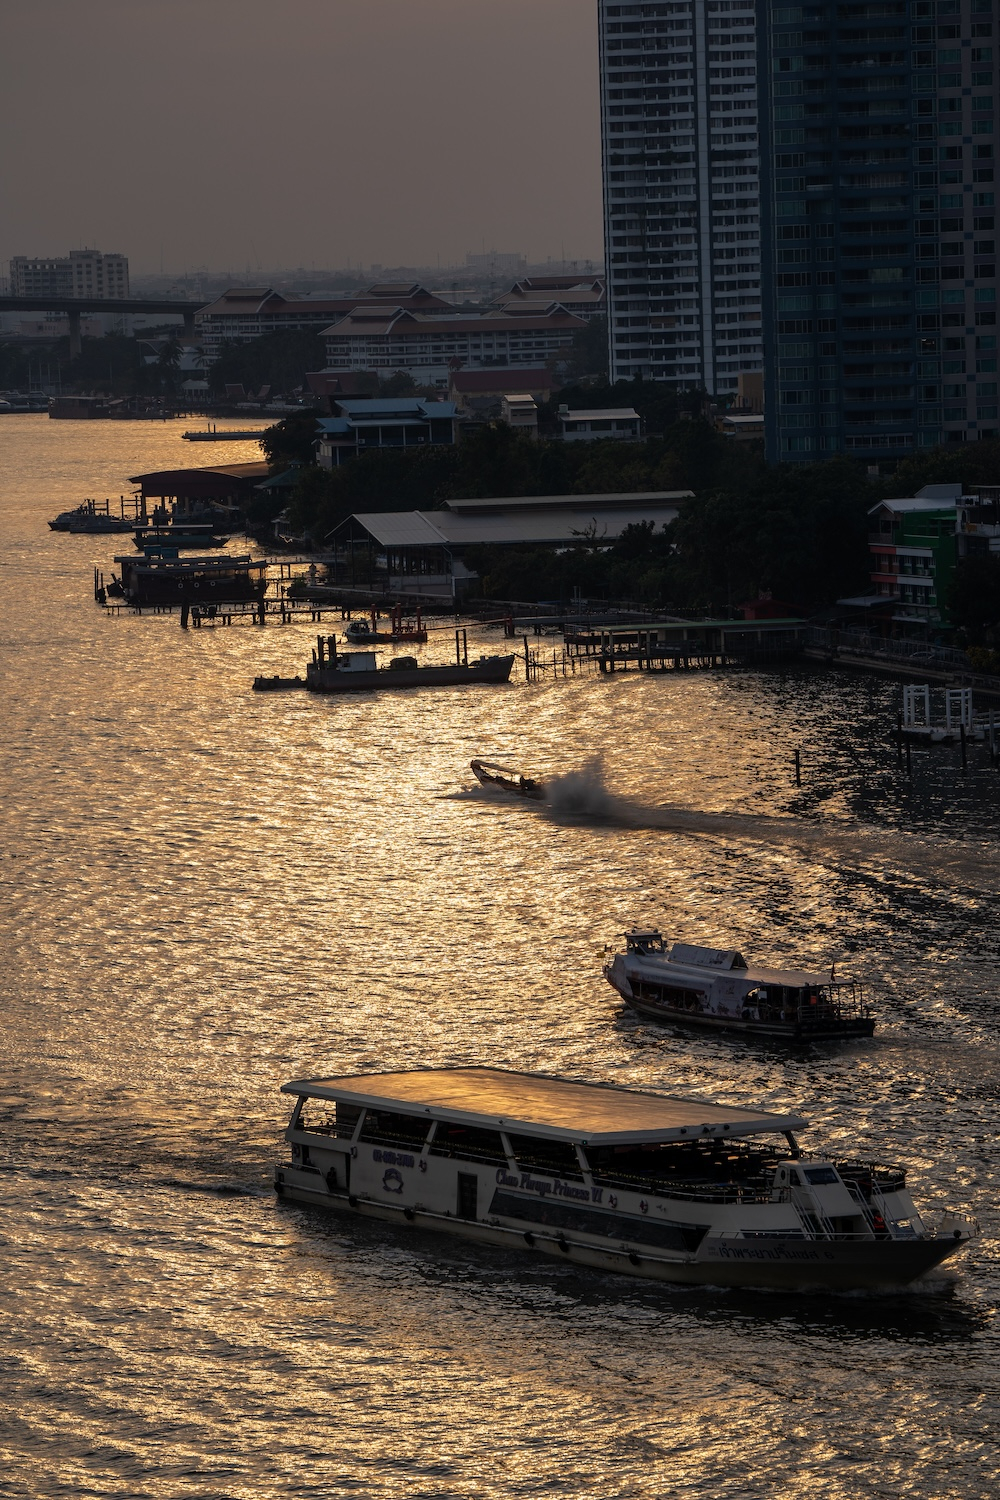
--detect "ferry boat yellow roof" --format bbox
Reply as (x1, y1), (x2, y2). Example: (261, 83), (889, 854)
(281, 1067), (806, 1144)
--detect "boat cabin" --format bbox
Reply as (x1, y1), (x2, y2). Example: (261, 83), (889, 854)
(280, 1066), (811, 1212)
(336, 651), (377, 673)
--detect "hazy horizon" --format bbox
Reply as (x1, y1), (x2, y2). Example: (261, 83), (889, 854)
(0, 0), (602, 278)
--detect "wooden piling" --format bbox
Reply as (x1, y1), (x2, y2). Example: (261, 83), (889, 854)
(794, 748), (801, 787)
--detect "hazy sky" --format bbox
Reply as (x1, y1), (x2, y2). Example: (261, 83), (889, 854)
(1, 0), (602, 277)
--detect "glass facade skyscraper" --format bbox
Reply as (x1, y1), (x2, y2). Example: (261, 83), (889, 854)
(599, 0), (765, 393)
(758, 0), (999, 466)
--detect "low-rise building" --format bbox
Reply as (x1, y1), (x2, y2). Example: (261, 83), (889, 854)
(449, 367), (554, 412)
(499, 394), (538, 436)
(557, 406), (641, 443)
(315, 398), (459, 467)
(717, 413), (765, 442)
(320, 306), (586, 383)
(867, 485), (966, 631)
(494, 277), (606, 322)
(196, 284), (452, 361)
(327, 490), (691, 598)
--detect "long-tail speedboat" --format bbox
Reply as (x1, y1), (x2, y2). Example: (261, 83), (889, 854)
(470, 759), (545, 800)
(273, 1067), (976, 1291)
(604, 931), (875, 1040)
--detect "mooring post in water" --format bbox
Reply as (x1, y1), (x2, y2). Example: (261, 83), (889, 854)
(257, 597), (266, 627)
(960, 722), (967, 771)
(990, 708), (997, 766)
(896, 713), (904, 763)
(794, 748), (801, 786)
(523, 634), (530, 681)
(180, 603), (189, 630)
(906, 738), (912, 776)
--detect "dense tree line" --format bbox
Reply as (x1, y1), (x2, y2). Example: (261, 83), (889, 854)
(466, 458), (871, 612)
(266, 418), (765, 541)
(208, 330), (326, 395)
(0, 332), (179, 396)
(256, 414), (1000, 615)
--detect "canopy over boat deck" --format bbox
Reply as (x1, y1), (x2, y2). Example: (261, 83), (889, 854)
(281, 1067), (807, 1144)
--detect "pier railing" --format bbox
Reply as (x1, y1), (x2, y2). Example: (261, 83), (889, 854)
(806, 627), (1000, 687)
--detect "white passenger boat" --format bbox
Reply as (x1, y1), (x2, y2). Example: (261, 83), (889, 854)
(605, 932), (875, 1040)
(274, 1067), (976, 1290)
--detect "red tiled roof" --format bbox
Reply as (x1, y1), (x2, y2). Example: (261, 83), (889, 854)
(450, 368), (554, 393)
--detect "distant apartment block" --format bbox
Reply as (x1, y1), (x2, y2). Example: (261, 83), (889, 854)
(759, 0), (1000, 465)
(319, 306), (586, 383)
(196, 284), (452, 361)
(10, 250), (129, 299)
(599, 0), (763, 394)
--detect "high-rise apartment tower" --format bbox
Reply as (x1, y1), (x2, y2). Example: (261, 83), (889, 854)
(759, 0), (999, 465)
(598, 0), (764, 393)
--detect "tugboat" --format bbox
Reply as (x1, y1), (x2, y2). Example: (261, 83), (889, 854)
(604, 931), (875, 1040)
(274, 1065), (976, 1290)
(470, 759), (545, 800)
(292, 634), (515, 694)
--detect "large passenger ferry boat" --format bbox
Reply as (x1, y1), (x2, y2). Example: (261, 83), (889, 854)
(604, 932), (875, 1040)
(274, 1067), (975, 1290)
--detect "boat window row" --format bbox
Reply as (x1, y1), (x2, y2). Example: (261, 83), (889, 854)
(633, 981), (704, 1011)
(293, 1102), (585, 1176)
(291, 1100), (907, 1206)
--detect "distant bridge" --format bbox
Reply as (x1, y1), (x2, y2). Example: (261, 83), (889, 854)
(0, 296), (202, 355)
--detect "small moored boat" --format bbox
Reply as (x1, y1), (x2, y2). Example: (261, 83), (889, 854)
(49, 502), (134, 533)
(471, 759), (545, 800)
(273, 1066), (976, 1290)
(604, 932), (875, 1040)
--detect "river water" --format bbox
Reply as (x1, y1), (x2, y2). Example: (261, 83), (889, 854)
(1, 414), (998, 1498)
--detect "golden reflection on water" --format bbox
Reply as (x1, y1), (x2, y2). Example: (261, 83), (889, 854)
(1, 415), (999, 1498)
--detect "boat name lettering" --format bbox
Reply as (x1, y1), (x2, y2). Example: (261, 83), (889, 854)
(372, 1148), (415, 1168)
(716, 1245), (833, 1262)
(495, 1169), (599, 1203)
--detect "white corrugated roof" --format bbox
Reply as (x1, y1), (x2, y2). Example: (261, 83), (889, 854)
(351, 512), (448, 546)
(345, 505), (680, 547)
(443, 490), (691, 513)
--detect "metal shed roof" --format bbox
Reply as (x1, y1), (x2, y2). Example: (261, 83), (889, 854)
(442, 491), (691, 514)
(345, 504), (681, 548)
(280, 1067), (806, 1144)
